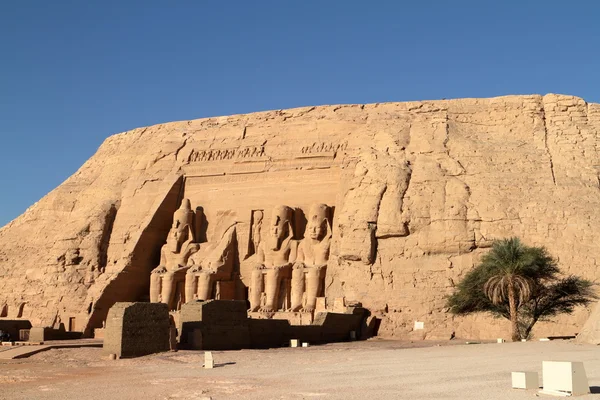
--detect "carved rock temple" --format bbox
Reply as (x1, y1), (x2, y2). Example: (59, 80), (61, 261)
(2, 94), (600, 340)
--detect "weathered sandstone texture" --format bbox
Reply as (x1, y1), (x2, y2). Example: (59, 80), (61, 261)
(576, 301), (600, 344)
(1, 94), (600, 339)
(103, 302), (170, 358)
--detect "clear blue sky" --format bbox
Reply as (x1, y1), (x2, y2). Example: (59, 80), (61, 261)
(1, 1), (599, 227)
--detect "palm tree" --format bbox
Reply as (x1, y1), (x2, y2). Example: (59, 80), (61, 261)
(481, 238), (536, 341)
(447, 237), (596, 341)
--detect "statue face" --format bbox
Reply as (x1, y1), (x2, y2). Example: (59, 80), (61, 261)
(268, 216), (288, 251)
(267, 206), (293, 251)
(306, 204), (330, 241)
(167, 220), (188, 253)
(307, 217), (325, 240)
(166, 199), (194, 253)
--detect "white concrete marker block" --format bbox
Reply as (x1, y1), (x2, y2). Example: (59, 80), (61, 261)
(204, 351), (214, 369)
(413, 321), (424, 330)
(542, 361), (589, 396)
(302, 342), (309, 347)
(521, 339), (527, 342)
(497, 338), (505, 343)
(290, 339), (299, 348)
(512, 371), (538, 389)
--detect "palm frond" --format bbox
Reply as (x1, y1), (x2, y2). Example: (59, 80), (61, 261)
(446, 236), (596, 338)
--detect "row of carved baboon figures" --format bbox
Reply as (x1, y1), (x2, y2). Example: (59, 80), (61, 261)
(149, 200), (332, 313)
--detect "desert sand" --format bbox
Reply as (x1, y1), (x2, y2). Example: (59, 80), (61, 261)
(1, 339), (599, 399)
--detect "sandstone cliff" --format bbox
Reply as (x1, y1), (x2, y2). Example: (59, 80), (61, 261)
(1, 94), (599, 339)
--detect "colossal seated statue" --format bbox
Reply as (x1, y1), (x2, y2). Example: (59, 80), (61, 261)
(184, 212), (237, 302)
(291, 203), (332, 312)
(249, 205), (297, 312)
(150, 199), (199, 310)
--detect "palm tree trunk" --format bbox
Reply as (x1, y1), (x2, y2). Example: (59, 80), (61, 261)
(508, 279), (520, 341)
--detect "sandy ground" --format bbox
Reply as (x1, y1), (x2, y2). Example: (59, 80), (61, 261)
(1, 339), (599, 400)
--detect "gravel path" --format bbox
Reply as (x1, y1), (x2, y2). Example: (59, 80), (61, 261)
(1, 339), (599, 399)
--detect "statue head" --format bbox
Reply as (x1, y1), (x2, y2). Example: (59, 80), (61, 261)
(267, 205), (293, 251)
(166, 199), (194, 253)
(306, 203), (331, 241)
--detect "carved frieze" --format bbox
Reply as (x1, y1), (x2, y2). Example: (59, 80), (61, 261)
(187, 145), (265, 163)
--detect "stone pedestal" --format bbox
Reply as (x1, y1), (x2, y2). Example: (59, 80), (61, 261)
(248, 311), (314, 325)
(103, 302), (170, 358)
(512, 371), (538, 389)
(179, 300), (250, 350)
(542, 361), (589, 396)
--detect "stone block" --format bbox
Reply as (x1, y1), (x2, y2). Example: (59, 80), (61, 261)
(28, 327), (47, 342)
(93, 328), (105, 339)
(0, 319), (32, 341)
(103, 302), (170, 358)
(180, 300), (250, 350)
(28, 326), (81, 341)
(204, 351), (214, 369)
(333, 298), (346, 313)
(542, 361), (589, 396)
(511, 371), (538, 389)
(290, 339), (299, 348)
(19, 329), (30, 341)
(315, 297), (326, 313)
(249, 318), (291, 349)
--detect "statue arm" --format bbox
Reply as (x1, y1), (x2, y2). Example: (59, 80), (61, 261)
(255, 243), (266, 268)
(212, 225), (236, 256)
(289, 241), (304, 265)
(159, 246), (167, 266)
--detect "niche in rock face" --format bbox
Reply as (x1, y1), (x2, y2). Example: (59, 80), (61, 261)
(85, 176), (185, 335)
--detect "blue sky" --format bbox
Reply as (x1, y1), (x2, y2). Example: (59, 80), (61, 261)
(1, 1), (599, 227)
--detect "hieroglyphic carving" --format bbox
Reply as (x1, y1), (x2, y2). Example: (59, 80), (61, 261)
(150, 199), (199, 310)
(247, 210), (264, 259)
(300, 141), (348, 155)
(188, 145), (265, 163)
(249, 206), (297, 312)
(291, 203), (332, 312)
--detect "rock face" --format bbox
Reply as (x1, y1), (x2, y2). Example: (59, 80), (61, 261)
(576, 301), (600, 344)
(1, 94), (600, 339)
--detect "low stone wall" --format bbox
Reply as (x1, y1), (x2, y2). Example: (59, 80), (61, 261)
(180, 300), (250, 350)
(0, 319), (31, 341)
(181, 300), (370, 350)
(103, 302), (170, 358)
(28, 327), (82, 342)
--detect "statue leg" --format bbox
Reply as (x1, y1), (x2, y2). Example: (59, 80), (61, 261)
(290, 266), (305, 312)
(184, 272), (196, 304)
(162, 272), (175, 309)
(249, 268), (263, 312)
(150, 273), (161, 303)
(196, 272), (212, 301)
(264, 268), (281, 312)
(304, 268), (322, 312)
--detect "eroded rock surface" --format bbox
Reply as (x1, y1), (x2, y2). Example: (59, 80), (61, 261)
(1, 94), (599, 339)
